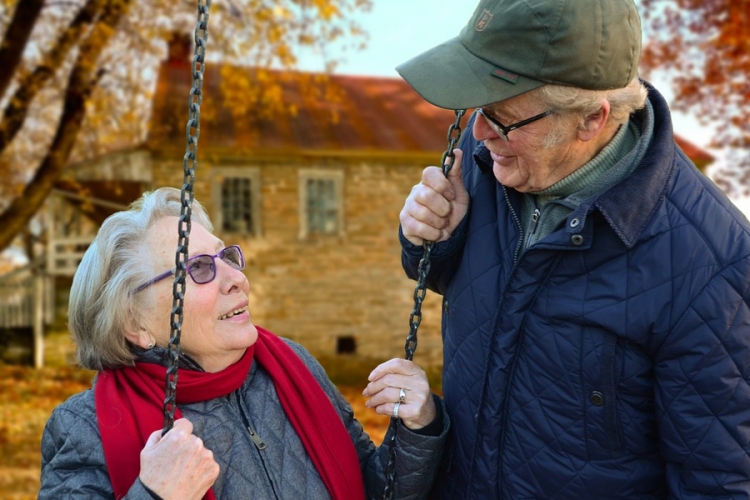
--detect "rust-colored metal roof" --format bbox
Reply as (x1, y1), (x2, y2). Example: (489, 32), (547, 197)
(674, 136), (714, 164)
(148, 61), (459, 157)
(148, 57), (714, 167)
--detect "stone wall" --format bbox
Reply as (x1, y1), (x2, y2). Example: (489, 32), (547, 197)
(151, 155), (445, 368)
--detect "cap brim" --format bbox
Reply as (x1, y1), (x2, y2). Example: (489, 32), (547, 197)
(396, 36), (546, 110)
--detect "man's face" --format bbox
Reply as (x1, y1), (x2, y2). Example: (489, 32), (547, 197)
(473, 92), (580, 193)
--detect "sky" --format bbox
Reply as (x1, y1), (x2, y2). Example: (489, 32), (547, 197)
(296, 0), (745, 211)
(296, 0), (709, 149)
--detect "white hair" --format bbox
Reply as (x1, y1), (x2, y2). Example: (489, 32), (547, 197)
(68, 187), (213, 370)
(531, 77), (648, 148)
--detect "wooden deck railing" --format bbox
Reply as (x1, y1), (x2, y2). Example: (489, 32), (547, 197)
(0, 266), (34, 329)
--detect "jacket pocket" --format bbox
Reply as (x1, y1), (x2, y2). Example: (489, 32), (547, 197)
(583, 331), (623, 458)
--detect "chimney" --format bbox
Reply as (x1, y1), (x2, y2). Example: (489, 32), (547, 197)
(167, 32), (192, 66)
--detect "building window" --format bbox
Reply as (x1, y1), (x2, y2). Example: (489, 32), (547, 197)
(298, 169), (344, 239)
(336, 336), (356, 354)
(212, 167), (261, 236)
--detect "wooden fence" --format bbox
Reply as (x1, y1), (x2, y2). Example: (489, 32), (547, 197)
(0, 266), (34, 328)
(0, 264), (52, 367)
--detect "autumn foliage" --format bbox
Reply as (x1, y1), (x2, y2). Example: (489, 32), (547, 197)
(0, 0), (371, 255)
(639, 0), (750, 194)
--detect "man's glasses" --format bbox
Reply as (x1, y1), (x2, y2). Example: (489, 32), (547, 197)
(132, 245), (245, 294)
(477, 107), (554, 141)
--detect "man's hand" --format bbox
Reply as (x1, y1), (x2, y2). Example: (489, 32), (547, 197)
(400, 149), (468, 245)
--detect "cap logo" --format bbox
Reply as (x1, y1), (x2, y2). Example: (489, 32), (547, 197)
(475, 9), (493, 31)
(491, 67), (519, 84)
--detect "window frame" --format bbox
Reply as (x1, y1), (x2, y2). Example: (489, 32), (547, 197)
(298, 169), (344, 239)
(211, 167), (262, 237)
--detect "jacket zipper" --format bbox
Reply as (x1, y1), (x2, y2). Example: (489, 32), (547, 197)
(503, 186), (525, 263)
(468, 186), (525, 497)
(495, 253), (564, 499)
(236, 393), (268, 450)
(526, 208), (541, 249)
(233, 391), (279, 499)
(246, 426), (267, 450)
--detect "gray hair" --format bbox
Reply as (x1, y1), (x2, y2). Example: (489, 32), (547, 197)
(531, 77), (648, 148)
(68, 187), (213, 370)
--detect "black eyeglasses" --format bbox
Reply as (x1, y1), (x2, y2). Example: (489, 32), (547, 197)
(132, 245), (245, 294)
(477, 107), (554, 141)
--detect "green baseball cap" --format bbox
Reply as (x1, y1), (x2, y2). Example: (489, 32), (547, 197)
(396, 0), (642, 110)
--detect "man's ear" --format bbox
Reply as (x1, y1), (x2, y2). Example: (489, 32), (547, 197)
(577, 100), (611, 142)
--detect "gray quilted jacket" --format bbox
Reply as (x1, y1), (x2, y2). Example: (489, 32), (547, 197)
(39, 339), (448, 499)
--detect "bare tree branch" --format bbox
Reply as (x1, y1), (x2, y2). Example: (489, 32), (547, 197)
(0, 0), (131, 251)
(0, 0), (46, 99)
(0, 0), (102, 153)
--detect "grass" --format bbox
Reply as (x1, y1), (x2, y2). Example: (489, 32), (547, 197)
(0, 364), (96, 499)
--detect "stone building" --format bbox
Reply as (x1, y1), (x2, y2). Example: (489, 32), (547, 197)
(43, 40), (463, 367)
(2, 36), (715, 368)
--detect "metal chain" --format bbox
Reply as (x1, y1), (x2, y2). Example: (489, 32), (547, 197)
(404, 109), (466, 360)
(163, 0), (212, 434)
(382, 109), (466, 499)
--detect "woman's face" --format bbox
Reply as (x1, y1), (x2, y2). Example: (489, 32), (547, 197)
(141, 216), (258, 372)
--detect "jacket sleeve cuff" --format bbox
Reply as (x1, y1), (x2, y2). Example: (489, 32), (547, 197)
(138, 479), (165, 500)
(407, 394), (445, 437)
(399, 216), (469, 262)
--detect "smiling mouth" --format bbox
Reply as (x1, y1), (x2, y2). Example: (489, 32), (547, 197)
(218, 306), (248, 320)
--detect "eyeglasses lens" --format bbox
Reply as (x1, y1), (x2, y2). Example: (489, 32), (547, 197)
(478, 108), (508, 141)
(221, 246), (244, 270)
(188, 256), (216, 284)
(185, 246), (245, 285)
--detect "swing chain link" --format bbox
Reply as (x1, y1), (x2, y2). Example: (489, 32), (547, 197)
(163, 0), (212, 434)
(404, 109), (466, 361)
(382, 109), (466, 500)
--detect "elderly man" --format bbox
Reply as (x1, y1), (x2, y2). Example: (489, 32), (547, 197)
(398, 0), (750, 498)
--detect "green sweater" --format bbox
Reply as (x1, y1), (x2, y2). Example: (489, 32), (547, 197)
(520, 102), (654, 250)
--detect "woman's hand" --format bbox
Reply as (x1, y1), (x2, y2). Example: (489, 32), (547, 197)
(363, 358), (437, 430)
(139, 418), (219, 500)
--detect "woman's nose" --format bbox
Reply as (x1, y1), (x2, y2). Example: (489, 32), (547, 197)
(219, 260), (248, 293)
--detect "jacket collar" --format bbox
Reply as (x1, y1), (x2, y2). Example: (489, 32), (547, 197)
(473, 81), (676, 249)
(593, 82), (675, 248)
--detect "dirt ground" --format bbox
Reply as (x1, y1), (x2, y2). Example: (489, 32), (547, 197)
(0, 331), (390, 499)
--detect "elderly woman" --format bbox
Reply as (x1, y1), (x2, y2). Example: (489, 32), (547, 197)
(39, 187), (448, 499)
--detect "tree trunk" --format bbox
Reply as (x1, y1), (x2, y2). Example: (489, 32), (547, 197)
(0, 0), (45, 99)
(0, 0), (131, 252)
(0, 0), (102, 153)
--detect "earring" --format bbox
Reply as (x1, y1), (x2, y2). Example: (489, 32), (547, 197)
(147, 341), (155, 349)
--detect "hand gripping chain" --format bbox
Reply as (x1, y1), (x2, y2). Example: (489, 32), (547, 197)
(381, 109), (465, 499)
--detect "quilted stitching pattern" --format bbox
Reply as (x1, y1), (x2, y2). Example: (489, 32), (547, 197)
(39, 340), (449, 499)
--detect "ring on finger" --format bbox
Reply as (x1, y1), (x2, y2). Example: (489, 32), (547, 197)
(398, 387), (406, 403)
(392, 401), (401, 419)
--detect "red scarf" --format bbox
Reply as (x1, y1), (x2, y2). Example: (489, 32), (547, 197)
(95, 326), (365, 500)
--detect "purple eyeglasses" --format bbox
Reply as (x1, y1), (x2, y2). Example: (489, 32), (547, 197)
(132, 245), (245, 294)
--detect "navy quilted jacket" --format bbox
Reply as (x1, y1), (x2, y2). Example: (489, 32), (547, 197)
(401, 84), (750, 499)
